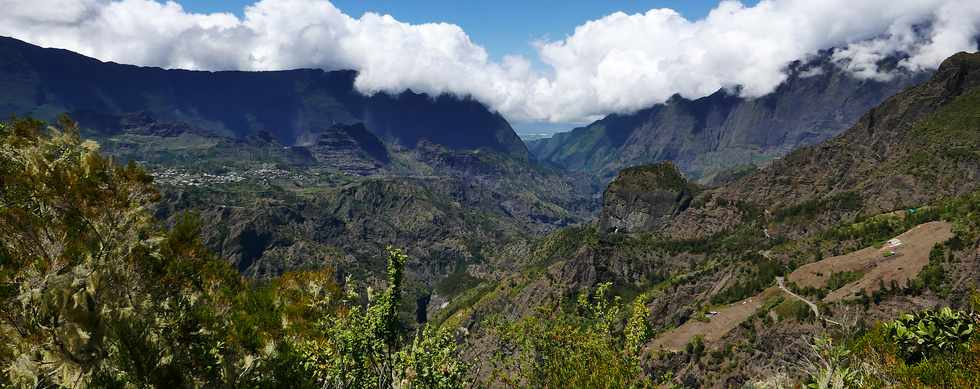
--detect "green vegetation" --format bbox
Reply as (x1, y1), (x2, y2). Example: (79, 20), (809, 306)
(772, 191), (863, 224)
(4, 81), (980, 387)
(915, 244), (949, 296)
(434, 267), (483, 298)
(821, 207), (941, 248)
(885, 307), (974, 363)
(786, 305), (980, 388)
(685, 336), (706, 360)
(825, 271), (864, 291)
(0, 117), (466, 388)
(846, 306), (980, 387)
(611, 162), (697, 194)
(773, 299), (814, 322)
(802, 337), (863, 389)
(711, 258), (784, 305)
(772, 192), (864, 223)
(899, 86), (980, 179)
(488, 283), (654, 387)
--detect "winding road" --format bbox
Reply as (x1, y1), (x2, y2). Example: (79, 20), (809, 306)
(776, 277), (819, 317)
(776, 276), (841, 326)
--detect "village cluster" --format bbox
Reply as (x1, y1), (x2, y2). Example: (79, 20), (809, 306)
(150, 167), (308, 187)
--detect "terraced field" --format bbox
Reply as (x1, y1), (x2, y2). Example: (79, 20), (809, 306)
(647, 221), (953, 352)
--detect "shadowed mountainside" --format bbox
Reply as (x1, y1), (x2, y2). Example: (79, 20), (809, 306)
(528, 53), (931, 183)
(0, 36), (527, 159)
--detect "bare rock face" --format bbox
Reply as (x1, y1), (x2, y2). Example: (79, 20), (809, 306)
(300, 123), (390, 176)
(599, 162), (697, 234)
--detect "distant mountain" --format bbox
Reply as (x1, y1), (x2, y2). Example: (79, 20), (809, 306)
(0, 36), (527, 159)
(666, 51), (980, 240)
(528, 53), (931, 183)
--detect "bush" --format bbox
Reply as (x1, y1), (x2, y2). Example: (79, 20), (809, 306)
(489, 283), (652, 387)
(918, 244), (948, 296)
(825, 271), (863, 291)
(848, 307), (980, 387)
(885, 307), (975, 363)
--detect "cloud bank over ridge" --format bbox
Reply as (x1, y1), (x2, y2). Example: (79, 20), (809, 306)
(1, 0), (978, 123)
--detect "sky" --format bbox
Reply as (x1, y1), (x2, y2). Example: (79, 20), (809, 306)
(178, 0), (748, 63)
(1, 0), (978, 130)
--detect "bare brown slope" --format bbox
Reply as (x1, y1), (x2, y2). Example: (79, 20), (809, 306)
(650, 221), (953, 352)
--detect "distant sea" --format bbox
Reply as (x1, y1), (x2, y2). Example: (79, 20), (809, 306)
(516, 132), (558, 141)
(514, 123), (578, 142)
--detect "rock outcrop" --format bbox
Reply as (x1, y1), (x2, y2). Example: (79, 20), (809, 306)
(300, 123), (390, 175)
(598, 162), (697, 234)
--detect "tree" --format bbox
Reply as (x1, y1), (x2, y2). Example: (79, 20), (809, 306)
(0, 116), (468, 388)
(490, 282), (654, 387)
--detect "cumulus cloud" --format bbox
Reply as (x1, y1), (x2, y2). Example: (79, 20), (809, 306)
(0, 0), (977, 123)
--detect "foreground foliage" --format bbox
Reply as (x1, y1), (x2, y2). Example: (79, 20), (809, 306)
(884, 307), (975, 363)
(0, 117), (466, 387)
(488, 283), (654, 387)
(841, 306), (980, 388)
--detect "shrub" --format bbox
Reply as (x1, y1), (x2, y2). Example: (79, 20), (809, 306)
(848, 307), (980, 387)
(0, 117), (467, 388)
(489, 283), (652, 387)
(711, 259), (784, 304)
(801, 336), (863, 389)
(885, 307), (975, 363)
(825, 271), (863, 291)
(917, 244), (948, 296)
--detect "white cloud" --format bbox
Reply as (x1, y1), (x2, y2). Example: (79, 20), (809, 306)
(0, 0), (977, 123)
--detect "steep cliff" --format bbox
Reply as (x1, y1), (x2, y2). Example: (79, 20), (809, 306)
(598, 162), (698, 234)
(0, 36), (528, 159)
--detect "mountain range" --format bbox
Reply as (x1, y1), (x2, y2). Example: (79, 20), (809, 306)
(0, 36), (599, 306)
(0, 36), (527, 159)
(2, 31), (980, 387)
(529, 53), (931, 183)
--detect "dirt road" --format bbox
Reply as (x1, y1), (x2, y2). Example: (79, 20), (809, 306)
(776, 276), (819, 317)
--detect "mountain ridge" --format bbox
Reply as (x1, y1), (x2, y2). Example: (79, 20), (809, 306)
(0, 35), (528, 160)
(529, 52), (932, 183)
(664, 50), (980, 241)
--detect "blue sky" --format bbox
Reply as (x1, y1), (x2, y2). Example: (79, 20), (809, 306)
(7, 0), (965, 129)
(179, 0), (750, 61)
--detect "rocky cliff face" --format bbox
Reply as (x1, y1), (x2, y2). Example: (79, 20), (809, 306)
(0, 36), (528, 159)
(598, 162), (698, 234)
(529, 53), (931, 183)
(297, 123), (390, 175)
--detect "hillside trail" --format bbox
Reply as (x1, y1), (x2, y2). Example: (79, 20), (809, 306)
(776, 277), (842, 326)
(776, 277), (818, 317)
